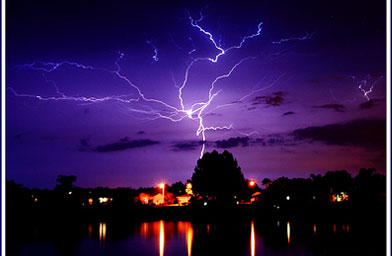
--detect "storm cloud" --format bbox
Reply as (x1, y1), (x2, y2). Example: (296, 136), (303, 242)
(78, 137), (160, 152)
(95, 139), (159, 152)
(282, 111), (295, 116)
(359, 99), (381, 110)
(312, 104), (345, 112)
(216, 137), (250, 148)
(291, 119), (385, 150)
(171, 141), (204, 151)
(251, 91), (286, 107)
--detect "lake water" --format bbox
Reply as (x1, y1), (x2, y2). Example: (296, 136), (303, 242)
(9, 218), (385, 256)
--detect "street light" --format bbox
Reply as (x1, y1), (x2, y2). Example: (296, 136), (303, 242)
(249, 180), (256, 188)
(159, 183), (165, 205)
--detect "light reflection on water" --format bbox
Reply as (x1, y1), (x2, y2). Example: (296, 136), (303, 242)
(250, 221), (255, 256)
(287, 221), (291, 245)
(99, 222), (106, 244)
(88, 224), (92, 238)
(186, 223), (193, 256)
(80, 220), (357, 256)
(8, 218), (369, 256)
(159, 220), (164, 256)
(135, 220), (194, 256)
(89, 221), (353, 255)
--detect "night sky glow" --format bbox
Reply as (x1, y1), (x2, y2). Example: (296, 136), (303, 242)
(6, 0), (386, 188)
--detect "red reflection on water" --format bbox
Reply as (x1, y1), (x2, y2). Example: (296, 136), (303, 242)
(250, 221), (255, 256)
(177, 221), (193, 256)
(177, 221), (186, 236)
(139, 220), (195, 255)
(88, 224), (92, 238)
(287, 221), (291, 245)
(141, 222), (148, 238)
(333, 224), (336, 233)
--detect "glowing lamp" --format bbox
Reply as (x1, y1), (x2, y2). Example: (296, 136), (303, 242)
(186, 183), (193, 195)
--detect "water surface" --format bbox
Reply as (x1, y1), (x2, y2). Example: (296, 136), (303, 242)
(10, 218), (384, 256)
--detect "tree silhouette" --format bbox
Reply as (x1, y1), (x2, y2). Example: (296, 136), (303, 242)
(262, 178), (272, 189)
(353, 168), (385, 205)
(55, 175), (77, 192)
(167, 181), (186, 196)
(324, 170), (352, 193)
(191, 150), (248, 204)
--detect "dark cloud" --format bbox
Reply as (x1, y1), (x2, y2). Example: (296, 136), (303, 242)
(282, 111), (295, 116)
(266, 96), (284, 106)
(273, 91), (286, 96)
(216, 137), (250, 148)
(312, 104), (345, 112)
(95, 139), (159, 152)
(252, 92), (285, 107)
(214, 134), (295, 149)
(171, 141), (204, 151)
(359, 99), (381, 110)
(253, 134), (295, 147)
(137, 131), (145, 135)
(291, 119), (385, 150)
(212, 119), (385, 151)
(78, 137), (159, 153)
(83, 108), (90, 114)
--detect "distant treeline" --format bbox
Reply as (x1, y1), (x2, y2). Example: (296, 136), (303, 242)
(7, 168), (385, 213)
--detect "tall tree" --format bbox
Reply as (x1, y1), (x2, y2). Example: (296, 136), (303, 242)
(191, 150), (248, 203)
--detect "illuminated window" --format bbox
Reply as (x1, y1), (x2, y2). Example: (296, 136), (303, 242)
(98, 197), (112, 204)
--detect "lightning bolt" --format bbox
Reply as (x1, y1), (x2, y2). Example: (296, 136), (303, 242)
(146, 40), (159, 62)
(357, 76), (383, 101)
(10, 53), (254, 157)
(204, 73), (285, 115)
(10, 10), (290, 159)
(272, 32), (315, 44)
(187, 10), (263, 63)
(12, 55), (187, 122)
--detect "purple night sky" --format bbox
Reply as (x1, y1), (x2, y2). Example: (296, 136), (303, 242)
(6, 0), (386, 189)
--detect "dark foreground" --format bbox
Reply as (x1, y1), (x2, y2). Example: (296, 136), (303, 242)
(7, 203), (386, 256)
